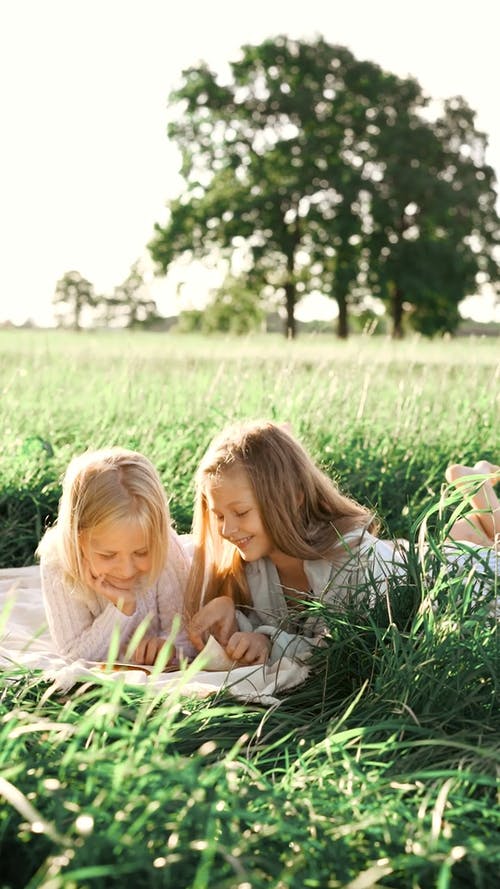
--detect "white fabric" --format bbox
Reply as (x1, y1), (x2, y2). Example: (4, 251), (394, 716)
(0, 565), (309, 707)
(3, 533), (495, 707)
(239, 531), (499, 661)
(240, 530), (407, 662)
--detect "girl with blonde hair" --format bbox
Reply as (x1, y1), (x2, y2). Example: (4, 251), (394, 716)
(38, 447), (193, 665)
(186, 421), (499, 667)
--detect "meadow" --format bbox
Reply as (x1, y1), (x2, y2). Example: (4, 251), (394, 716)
(0, 329), (499, 888)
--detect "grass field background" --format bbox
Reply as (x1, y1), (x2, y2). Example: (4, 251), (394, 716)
(0, 330), (499, 888)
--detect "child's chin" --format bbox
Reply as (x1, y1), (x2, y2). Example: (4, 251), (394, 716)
(238, 550), (257, 562)
(106, 576), (147, 594)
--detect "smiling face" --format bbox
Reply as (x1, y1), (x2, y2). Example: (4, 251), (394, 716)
(79, 517), (152, 592)
(205, 467), (277, 563)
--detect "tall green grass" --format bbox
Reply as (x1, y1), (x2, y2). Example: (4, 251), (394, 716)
(1, 330), (498, 566)
(0, 330), (499, 888)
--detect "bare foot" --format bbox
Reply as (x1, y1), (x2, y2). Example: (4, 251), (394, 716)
(445, 461), (500, 486)
(445, 460), (500, 547)
(473, 460), (500, 481)
(445, 463), (473, 485)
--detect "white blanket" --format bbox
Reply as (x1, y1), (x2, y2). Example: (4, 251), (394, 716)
(0, 566), (309, 706)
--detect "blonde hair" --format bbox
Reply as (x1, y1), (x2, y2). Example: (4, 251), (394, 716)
(37, 447), (171, 596)
(185, 420), (377, 616)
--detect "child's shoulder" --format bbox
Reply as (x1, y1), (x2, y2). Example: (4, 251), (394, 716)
(175, 532), (195, 560)
(38, 536), (62, 569)
(333, 530), (405, 574)
(341, 528), (398, 552)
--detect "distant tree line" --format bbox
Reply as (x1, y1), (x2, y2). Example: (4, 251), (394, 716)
(53, 261), (161, 330)
(148, 35), (500, 339)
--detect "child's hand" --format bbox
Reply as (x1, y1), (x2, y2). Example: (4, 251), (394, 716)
(189, 596), (238, 650)
(82, 558), (136, 616)
(225, 631), (271, 665)
(132, 635), (175, 667)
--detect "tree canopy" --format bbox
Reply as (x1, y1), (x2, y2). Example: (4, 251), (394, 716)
(53, 270), (95, 330)
(101, 261), (160, 328)
(149, 36), (500, 338)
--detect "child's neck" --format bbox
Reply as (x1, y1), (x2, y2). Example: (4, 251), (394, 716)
(269, 551), (310, 598)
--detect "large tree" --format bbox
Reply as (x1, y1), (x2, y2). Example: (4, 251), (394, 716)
(150, 37), (499, 338)
(150, 39), (402, 338)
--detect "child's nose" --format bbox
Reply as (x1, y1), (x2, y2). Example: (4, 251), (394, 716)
(116, 554), (135, 577)
(222, 517), (237, 538)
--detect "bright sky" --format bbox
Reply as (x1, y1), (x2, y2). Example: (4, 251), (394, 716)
(1, 0), (499, 326)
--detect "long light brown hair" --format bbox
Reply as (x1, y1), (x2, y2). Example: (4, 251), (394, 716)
(37, 447), (171, 598)
(185, 420), (377, 617)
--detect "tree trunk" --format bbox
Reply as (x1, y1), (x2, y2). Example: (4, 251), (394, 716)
(391, 287), (404, 339)
(336, 294), (349, 339)
(74, 296), (82, 331)
(284, 282), (296, 339)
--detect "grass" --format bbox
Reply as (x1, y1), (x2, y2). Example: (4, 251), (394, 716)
(1, 329), (498, 566)
(0, 329), (499, 888)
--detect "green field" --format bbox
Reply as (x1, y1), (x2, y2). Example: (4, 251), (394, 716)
(0, 330), (499, 888)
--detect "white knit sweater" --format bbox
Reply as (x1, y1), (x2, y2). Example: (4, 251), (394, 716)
(40, 529), (194, 662)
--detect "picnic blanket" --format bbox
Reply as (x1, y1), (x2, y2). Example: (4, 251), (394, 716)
(0, 566), (309, 706)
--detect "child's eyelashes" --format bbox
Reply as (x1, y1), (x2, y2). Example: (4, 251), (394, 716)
(213, 510), (250, 521)
(95, 550), (149, 560)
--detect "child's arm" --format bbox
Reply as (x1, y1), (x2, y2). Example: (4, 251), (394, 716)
(234, 609), (326, 664)
(41, 558), (137, 661)
(188, 596), (239, 650)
